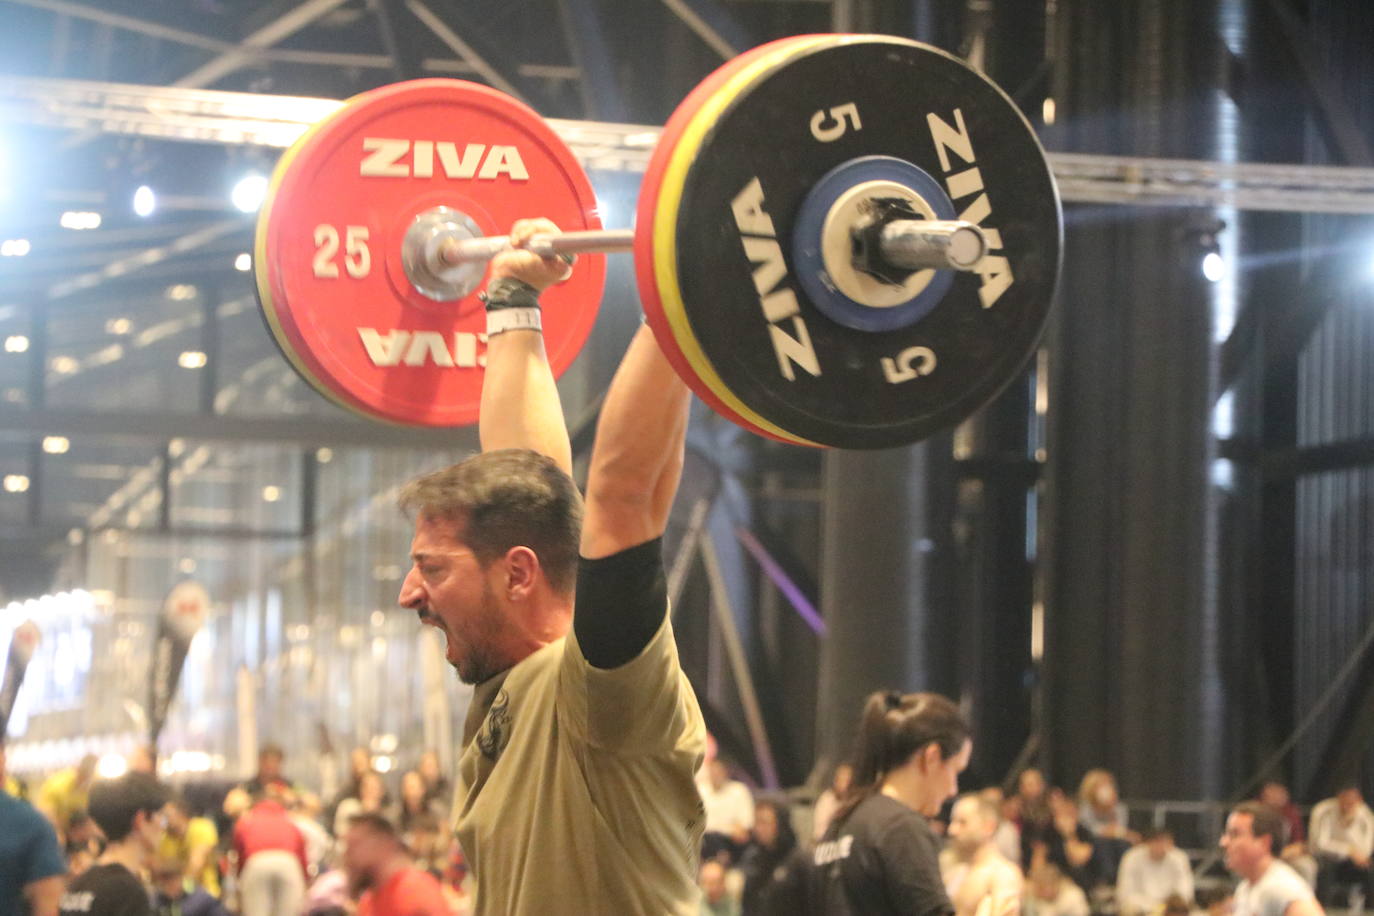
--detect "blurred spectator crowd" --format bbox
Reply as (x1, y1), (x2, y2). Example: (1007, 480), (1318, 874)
(694, 752), (1374, 916)
(3, 732), (1371, 916)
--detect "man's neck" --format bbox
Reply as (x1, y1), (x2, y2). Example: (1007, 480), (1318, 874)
(971, 842), (1003, 867)
(99, 837), (147, 876)
(1243, 855), (1276, 884)
(372, 855), (410, 889)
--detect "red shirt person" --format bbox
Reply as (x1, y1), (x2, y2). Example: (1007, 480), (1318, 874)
(232, 788), (309, 915)
(344, 813), (452, 916)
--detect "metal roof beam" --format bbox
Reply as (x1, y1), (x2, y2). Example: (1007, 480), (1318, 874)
(174, 0), (353, 89)
(659, 0), (753, 60)
(403, 0), (528, 103)
(0, 405), (479, 450)
(6, 0), (231, 52)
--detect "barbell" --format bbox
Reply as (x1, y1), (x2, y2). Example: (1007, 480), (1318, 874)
(253, 33), (1062, 449)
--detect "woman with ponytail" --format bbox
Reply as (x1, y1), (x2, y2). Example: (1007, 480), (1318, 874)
(810, 691), (972, 916)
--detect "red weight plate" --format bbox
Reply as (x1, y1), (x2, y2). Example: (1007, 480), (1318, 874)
(634, 38), (826, 446)
(259, 79), (604, 426)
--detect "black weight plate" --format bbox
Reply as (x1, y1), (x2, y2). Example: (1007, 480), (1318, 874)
(672, 35), (1061, 449)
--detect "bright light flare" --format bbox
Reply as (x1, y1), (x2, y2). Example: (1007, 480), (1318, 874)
(60, 211), (102, 231)
(1202, 251), (1225, 283)
(133, 185), (156, 218)
(231, 174), (268, 213)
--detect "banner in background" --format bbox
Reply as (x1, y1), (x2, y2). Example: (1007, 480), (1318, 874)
(0, 620), (40, 736)
(147, 581), (210, 744)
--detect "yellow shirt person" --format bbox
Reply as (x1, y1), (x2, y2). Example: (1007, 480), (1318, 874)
(159, 806), (221, 897)
(36, 756), (96, 835)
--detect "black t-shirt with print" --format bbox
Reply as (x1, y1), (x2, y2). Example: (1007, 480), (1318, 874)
(59, 862), (152, 916)
(808, 793), (955, 916)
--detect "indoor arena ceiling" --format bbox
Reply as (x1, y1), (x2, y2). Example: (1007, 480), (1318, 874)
(0, 0), (856, 594)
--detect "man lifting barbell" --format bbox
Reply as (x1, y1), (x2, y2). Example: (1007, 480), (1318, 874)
(395, 218), (707, 915)
(251, 34), (1066, 909)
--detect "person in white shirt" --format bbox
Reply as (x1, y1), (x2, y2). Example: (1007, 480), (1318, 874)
(812, 764), (854, 845)
(941, 793), (1024, 916)
(1116, 829), (1194, 916)
(1309, 784), (1374, 907)
(698, 759), (754, 863)
(1221, 801), (1324, 916)
(1023, 863), (1088, 916)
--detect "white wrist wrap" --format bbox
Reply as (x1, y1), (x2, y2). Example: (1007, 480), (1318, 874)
(486, 307), (542, 337)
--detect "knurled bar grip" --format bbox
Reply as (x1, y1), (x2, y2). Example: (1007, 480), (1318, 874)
(437, 220), (988, 273)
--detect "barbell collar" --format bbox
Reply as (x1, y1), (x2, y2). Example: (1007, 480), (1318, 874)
(876, 219), (988, 271)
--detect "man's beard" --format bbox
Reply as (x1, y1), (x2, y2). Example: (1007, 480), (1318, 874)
(449, 580), (509, 684)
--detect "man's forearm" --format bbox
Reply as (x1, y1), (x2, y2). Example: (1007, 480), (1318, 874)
(25, 876), (63, 916)
(476, 219), (575, 473)
(582, 324), (690, 558)
(479, 329), (572, 474)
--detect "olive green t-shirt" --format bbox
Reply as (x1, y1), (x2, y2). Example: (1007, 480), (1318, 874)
(454, 611), (707, 915)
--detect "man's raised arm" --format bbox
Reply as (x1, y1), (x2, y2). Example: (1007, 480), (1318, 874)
(478, 218), (575, 475)
(580, 323), (692, 560)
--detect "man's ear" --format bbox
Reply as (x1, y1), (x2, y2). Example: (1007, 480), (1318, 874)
(502, 546), (541, 599)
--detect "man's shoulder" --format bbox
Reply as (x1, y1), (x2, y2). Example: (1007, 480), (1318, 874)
(0, 790), (47, 829)
(989, 852), (1022, 878)
(1119, 844), (1148, 866)
(1310, 798), (1338, 818)
(512, 637), (566, 678)
(388, 867), (447, 904)
(1258, 860), (1313, 897)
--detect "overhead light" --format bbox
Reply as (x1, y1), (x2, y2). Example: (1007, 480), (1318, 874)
(177, 350), (207, 369)
(42, 436), (69, 454)
(3, 474), (29, 493)
(167, 284), (197, 301)
(96, 752), (128, 779)
(59, 211), (102, 231)
(234, 252), (252, 272)
(105, 317), (132, 335)
(4, 335), (28, 353)
(1042, 97), (1057, 126)
(315, 447), (333, 464)
(50, 355), (78, 374)
(132, 185), (156, 218)
(1202, 251), (1225, 283)
(231, 174), (268, 213)
(178, 557), (197, 574)
(261, 485), (281, 502)
(1, 239), (31, 257)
